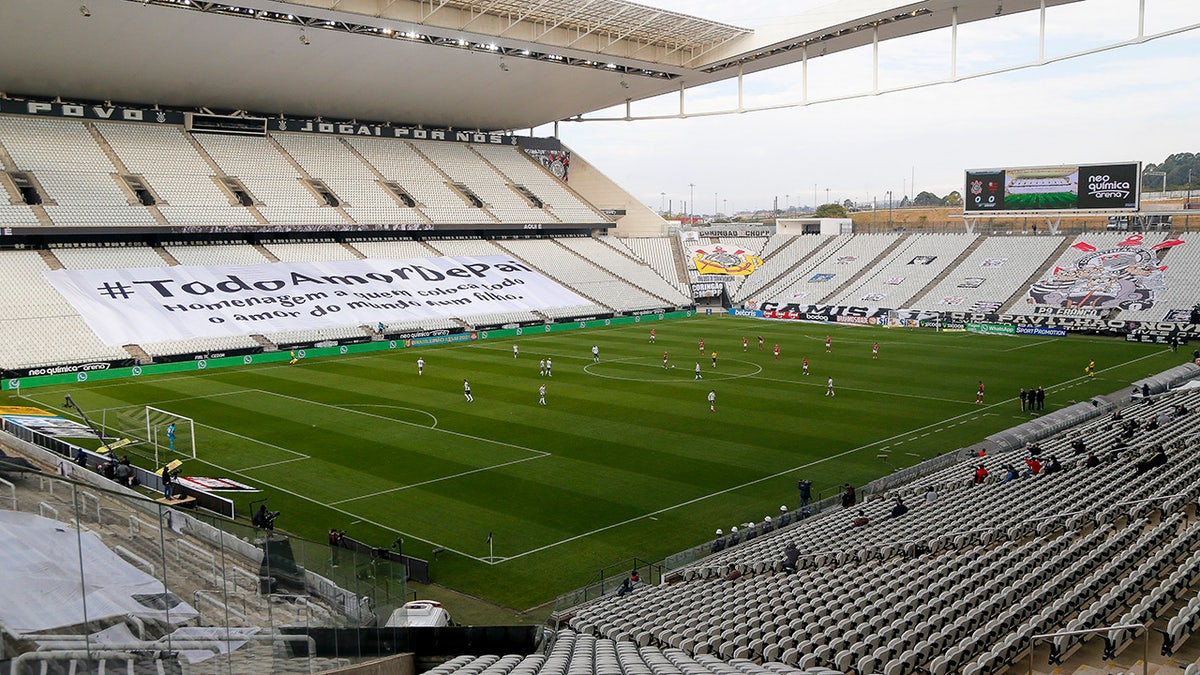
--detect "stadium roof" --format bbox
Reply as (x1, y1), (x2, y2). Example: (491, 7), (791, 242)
(0, 0), (1082, 131)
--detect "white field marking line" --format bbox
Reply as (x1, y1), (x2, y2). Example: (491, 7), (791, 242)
(329, 453), (549, 505)
(338, 403), (438, 428)
(496, 346), (1169, 563)
(751, 374), (975, 405)
(21, 389), (312, 463)
(1003, 338), (1057, 352)
(249, 389), (550, 458)
(184, 452), (491, 564)
(31, 319), (671, 399)
(240, 456), (311, 471)
(499, 398), (1015, 563)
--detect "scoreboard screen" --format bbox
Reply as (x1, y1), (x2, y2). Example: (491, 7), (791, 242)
(964, 162), (1140, 212)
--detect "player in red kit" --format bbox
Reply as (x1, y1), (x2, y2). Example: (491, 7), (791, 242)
(698, 338), (705, 355)
(758, 336), (764, 350)
(773, 344), (780, 360)
(976, 380), (985, 404)
(872, 342), (879, 359)
(742, 337), (748, 351)
(649, 328), (656, 343)
(662, 351), (669, 369)
(825, 336), (832, 353)
(802, 358), (809, 375)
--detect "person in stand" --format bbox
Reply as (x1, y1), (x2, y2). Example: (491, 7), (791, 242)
(798, 479), (813, 507)
(592, 345), (600, 363)
(1024, 456), (1042, 477)
(1135, 445), (1168, 475)
(802, 358), (809, 375)
(840, 483), (856, 508)
(973, 464), (989, 484)
(1084, 452), (1101, 468)
(463, 379), (473, 402)
(888, 496), (909, 519)
(417, 357), (425, 376)
(538, 384), (547, 406)
(851, 510), (869, 529)
(711, 529), (726, 554)
(114, 458), (132, 487)
(1003, 464), (1019, 483)
(924, 486), (939, 504)
(694, 362), (702, 380)
(1043, 455), (1063, 474)
(1036, 386), (1046, 411)
(975, 380), (985, 404)
(782, 542), (801, 574)
(708, 390), (716, 413)
(74, 447), (87, 467)
(721, 565), (742, 582)
(826, 376), (836, 397)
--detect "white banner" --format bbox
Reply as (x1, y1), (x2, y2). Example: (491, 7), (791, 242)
(44, 256), (588, 345)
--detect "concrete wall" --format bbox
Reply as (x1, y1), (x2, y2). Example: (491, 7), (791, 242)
(320, 653), (414, 675)
(565, 150), (667, 236)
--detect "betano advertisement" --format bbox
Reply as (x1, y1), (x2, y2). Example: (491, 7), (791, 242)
(965, 162), (1141, 212)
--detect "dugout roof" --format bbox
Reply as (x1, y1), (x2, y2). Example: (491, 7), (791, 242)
(0, 0), (1083, 131)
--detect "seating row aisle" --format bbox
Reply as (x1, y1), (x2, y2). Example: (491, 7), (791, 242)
(823, 234), (978, 308)
(731, 236), (836, 304)
(565, 387), (1200, 674)
(760, 234), (904, 305)
(1004, 232), (1170, 316)
(913, 235), (1065, 312)
(0, 115), (608, 227)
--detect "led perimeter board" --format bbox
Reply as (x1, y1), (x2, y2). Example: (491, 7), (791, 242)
(964, 162), (1141, 213)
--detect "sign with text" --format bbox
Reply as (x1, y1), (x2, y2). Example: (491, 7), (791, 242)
(965, 162), (1140, 212)
(44, 257), (588, 345)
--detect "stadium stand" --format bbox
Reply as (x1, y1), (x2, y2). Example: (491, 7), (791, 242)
(193, 133), (345, 227)
(752, 234), (903, 306)
(1005, 232), (1170, 315)
(558, 376), (1200, 675)
(731, 235), (835, 304)
(345, 137), (496, 224)
(472, 144), (605, 223)
(95, 121), (262, 227)
(823, 234), (978, 308)
(910, 235), (1066, 312)
(272, 132), (426, 225)
(162, 243), (271, 266)
(602, 236), (690, 297)
(0, 117), (158, 227)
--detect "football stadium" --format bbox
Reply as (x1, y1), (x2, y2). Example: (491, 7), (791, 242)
(1, 1), (1200, 674)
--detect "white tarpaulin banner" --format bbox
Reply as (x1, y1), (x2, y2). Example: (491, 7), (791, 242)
(43, 256), (589, 345)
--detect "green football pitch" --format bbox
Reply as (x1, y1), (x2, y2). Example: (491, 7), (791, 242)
(1004, 191), (1077, 210)
(10, 315), (1181, 611)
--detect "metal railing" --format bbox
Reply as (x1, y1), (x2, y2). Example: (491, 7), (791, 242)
(1029, 623), (1150, 675)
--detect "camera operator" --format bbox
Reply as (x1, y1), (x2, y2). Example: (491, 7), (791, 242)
(252, 504), (279, 530)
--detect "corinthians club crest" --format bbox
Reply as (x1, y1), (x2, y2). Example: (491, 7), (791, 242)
(1026, 234), (1184, 311)
(692, 246), (763, 276)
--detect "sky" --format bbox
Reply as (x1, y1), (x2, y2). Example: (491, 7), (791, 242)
(532, 0), (1200, 215)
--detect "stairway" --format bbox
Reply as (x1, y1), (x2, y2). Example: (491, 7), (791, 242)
(1000, 235), (1077, 313)
(84, 122), (170, 226)
(817, 234), (911, 304)
(907, 234), (985, 308)
(182, 131), (270, 224)
(266, 135), (354, 224)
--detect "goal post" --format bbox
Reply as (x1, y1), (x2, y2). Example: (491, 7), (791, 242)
(145, 406), (196, 461)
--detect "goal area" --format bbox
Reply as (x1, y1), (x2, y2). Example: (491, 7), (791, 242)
(145, 406), (196, 460)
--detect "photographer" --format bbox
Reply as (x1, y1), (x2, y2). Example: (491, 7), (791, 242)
(253, 505), (279, 530)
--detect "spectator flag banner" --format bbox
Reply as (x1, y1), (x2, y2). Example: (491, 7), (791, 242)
(43, 257), (590, 346)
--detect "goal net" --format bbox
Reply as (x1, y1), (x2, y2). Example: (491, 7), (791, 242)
(145, 407), (196, 460)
